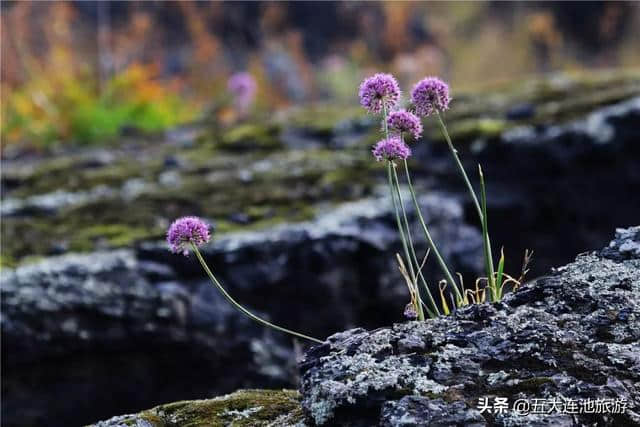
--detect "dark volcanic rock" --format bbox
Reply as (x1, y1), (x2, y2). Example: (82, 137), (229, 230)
(458, 96), (640, 276)
(1, 193), (480, 427)
(601, 226), (640, 261)
(1, 250), (292, 427)
(299, 227), (640, 426)
(381, 397), (486, 427)
(136, 192), (482, 336)
(1, 249), (264, 362)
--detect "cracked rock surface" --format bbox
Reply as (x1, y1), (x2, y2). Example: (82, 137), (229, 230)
(299, 227), (640, 426)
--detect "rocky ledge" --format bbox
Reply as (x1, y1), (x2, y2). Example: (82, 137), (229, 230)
(1, 192), (480, 427)
(91, 226), (639, 426)
(299, 226), (640, 426)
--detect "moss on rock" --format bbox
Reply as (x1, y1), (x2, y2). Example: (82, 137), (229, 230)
(220, 123), (282, 150)
(91, 389), (304, 427)
(3, 70), (638, 264)
(1, 145), (378, 263)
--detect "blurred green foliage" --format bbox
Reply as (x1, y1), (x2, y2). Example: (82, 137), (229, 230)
(3, 2), (639, 149)
(2, 64), (199, 147)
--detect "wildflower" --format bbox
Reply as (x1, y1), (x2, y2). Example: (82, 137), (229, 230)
(167, 215), (323, 344)
(411, 77), (451, 117)
(387, 110), (423, 140)
(358, 73), (401, 114)
(228, 72), (257, 113)
(167, 216), (211, 256)
(372, 137), (411, 162)
(404, 303), (418, 320)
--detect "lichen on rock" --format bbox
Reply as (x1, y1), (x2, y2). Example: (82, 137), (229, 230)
(298, 227), (640, 426)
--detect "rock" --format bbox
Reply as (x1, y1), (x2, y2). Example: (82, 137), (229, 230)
(0, 72), (633, 262)
(601, 226), (640, 261)
(505, 103), (536, 121)
(137, 192), (483, 334)
(457, 94), (640, 276)
(381, 397), (486, 427)
(91, 389), (305, 427)
(1, 186), (116, 217)
(501, 96), (640, 147)
(298, 227), (640, 426)
(1, 192), (480, 427)
(3, 70), (639, 426)
(2, 71), (638, 281)
(228, 211), (252, 225)
(0, 250), (293, 427)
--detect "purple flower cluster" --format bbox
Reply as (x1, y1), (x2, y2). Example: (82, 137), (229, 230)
(358, 73), (401, 114)
(404, 302), (418, 320)
(387, 110), (423, 140)
(372, 137), (411, 162)
(228, 72), (257, 112)
(167, 216), (211, 256)
(411, 77), (451, 117)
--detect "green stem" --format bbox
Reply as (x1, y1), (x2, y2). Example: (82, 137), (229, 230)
(436, 111), (495, 291)
(387, 162), (424, 320)
(382, 104), (390, 135)
(436, 112), (482, 220)
(192, 244), (323, 344)
(383, 105), (427, 319)
(392, 164), (439, 317)
(402, 158), (462, 305)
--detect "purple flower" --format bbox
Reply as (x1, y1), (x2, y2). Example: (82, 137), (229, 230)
(358, 73), (401, 114)
(410, 77), (451, 117)
(372, 137), (411, 162)
(404, 302), (418, 320)
(228, 72), (257, 113)
(387, 110), (423, 140)
(167, 216), (211, 256)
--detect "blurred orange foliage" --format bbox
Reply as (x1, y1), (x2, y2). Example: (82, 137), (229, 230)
(1, 2), (638, 147)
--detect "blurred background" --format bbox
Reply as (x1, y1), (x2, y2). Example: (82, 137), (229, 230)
(2, 2), (640, 426)
(3, 1), (640, 148)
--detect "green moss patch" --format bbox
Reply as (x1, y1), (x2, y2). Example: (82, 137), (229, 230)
(220, 123), (282, 150)
(137, 389), (303, 427)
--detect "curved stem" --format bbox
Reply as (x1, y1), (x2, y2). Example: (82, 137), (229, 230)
(402, 159), (462, 304)
(436, 111), (482, 220)
(436, 111), (495, 292)
(192, 244), (323, 344)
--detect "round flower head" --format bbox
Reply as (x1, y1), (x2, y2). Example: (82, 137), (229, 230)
(228, 72), (257, 113)
(372, 137), (411, 162)
(404, 302), (418, 320)
(167, 216), (211, 256)
(411, 77), (451, 117)
(228, 72), (257, 97)
(387, 110), (423, 140)
(358, 73), (401, 114)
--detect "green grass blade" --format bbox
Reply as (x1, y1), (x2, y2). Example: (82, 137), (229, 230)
(439, 284), (450, 315)
(496, 247), (505, 300)
(478, 165), (497, 301)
